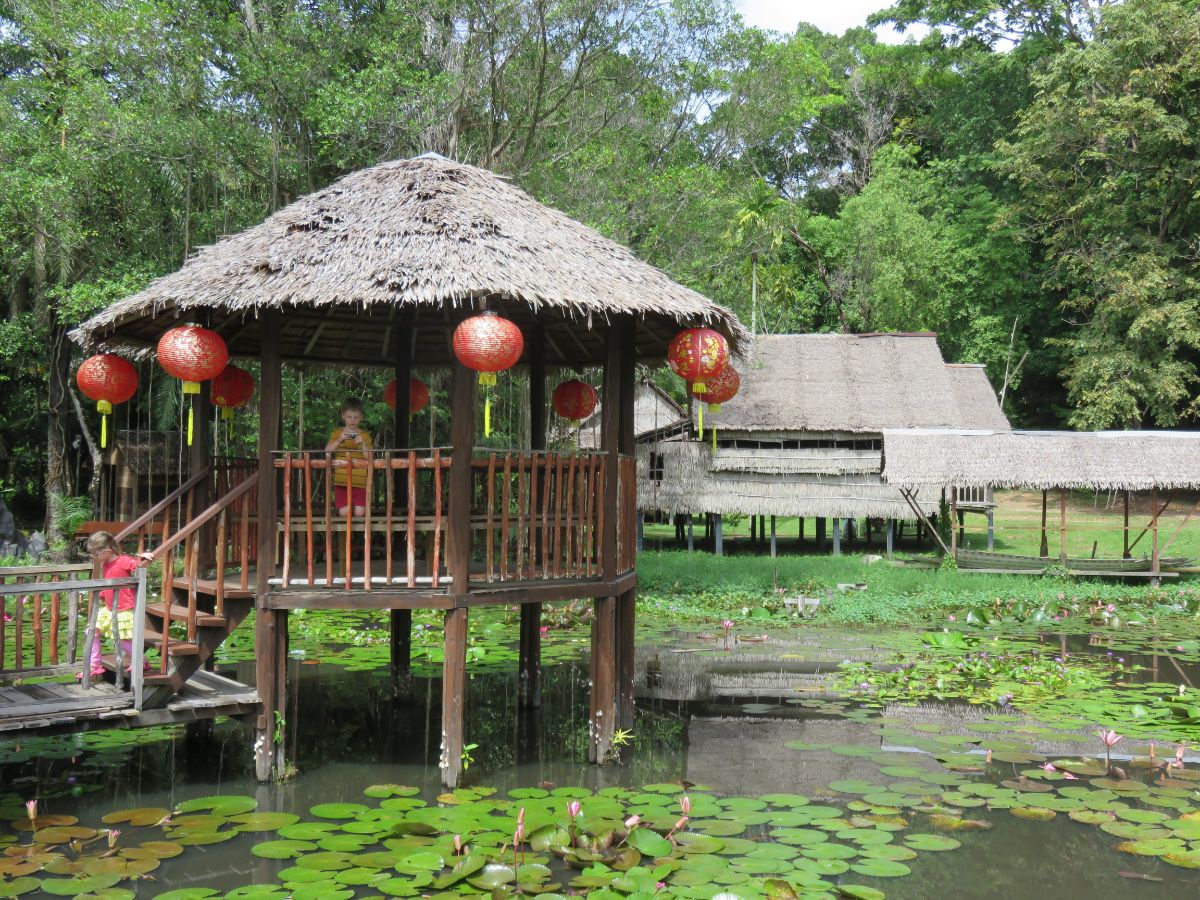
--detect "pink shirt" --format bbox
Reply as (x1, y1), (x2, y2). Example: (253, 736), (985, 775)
(101, 555), (139, 612)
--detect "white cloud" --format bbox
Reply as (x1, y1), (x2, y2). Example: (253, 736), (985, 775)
(734, 0), (928, 43)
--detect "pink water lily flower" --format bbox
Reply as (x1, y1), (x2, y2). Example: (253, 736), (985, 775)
(1096, 729), (1122, 748)
(679, 796), (691, 816)
(25, 799), (37, 822)
(624, 814), (641, 829)
(107, 829), (120, 848)
(721, 620), (734, 631)
(567, 800), (582, 819)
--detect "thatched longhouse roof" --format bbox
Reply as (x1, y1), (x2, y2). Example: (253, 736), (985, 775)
(883, 429), (1200, 491)
(703, 333), (1005, 434)
(577, 381), (685, 449)
(72, 155), (746, 367)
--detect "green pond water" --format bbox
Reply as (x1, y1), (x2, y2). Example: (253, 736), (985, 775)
(4, 616), (1200, 899)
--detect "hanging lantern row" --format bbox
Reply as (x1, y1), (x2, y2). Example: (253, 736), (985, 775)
(689, 364), (740, 449)
(452, 312), (524, 437)
(157, 325), (229, 446)
(667, 327), (731, 438)
(76, 354), (139, 449)
(384, 377), (430, 416)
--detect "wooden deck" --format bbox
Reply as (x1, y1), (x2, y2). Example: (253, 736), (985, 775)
(0, 670), (259, 736)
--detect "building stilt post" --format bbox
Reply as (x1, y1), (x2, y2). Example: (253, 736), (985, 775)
(519, 326), (545, 709)
(832, 518), (841, 556)
(390, 318), (413, 697)
(886, 518), (894, 558)
(687, 515), (694, 552)
(713, 515), (723, 557)
(769, 515), (777, 558)
(816, 517), (826, 551)
(986, 509), (995, 551)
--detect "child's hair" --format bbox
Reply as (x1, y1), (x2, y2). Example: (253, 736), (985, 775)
(340, 398), (364, 415)
(86, 532), (119, 554)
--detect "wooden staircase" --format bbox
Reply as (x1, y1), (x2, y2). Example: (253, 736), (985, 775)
(102, 466), (259, 708)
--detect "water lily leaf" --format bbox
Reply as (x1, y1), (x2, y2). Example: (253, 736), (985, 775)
(468, 863), (518, 889)
(627, 828), (672, 858)
(396, 851), (444, 873)
(150, 891), (219, 900)
(904, 834), (960, 851)
(1068, 810), (1115, 825)
(251, 839), (315, 859)
(276, 823), (337, 841)
(101, 808), (170, 827)
(801, 843), (857, 861)
(32, 827), (97, 844)
(363, 785), (420, 799)
(1162, 850), (1200, 869)
(850, 859), (911, 877)
(230, 812), (300, 832)
(929, 815), (991, 831)
(674, 832), (724, 854)
(310, 803), (369, 819)
(838, 887), (886, 900)
(1010, 807), (1055, 822)
(176, 831), (237, 846)
(1116, 839), (1187, 857)
(176, 796), (257, 816)
(40, 875), (123, 896)
(0, 878), (40, 898)
(224, 887), (288, 898)
(295, 851), (357, 872)
(761, 794), (810, 807)
(290, 886), (352, 900)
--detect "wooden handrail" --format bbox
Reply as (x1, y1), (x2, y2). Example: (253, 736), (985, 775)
(149, 473), (259, 563)
(114, 467), (211, 543)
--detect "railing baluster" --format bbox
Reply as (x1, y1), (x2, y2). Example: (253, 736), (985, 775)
(282, 453), (293, 588)
(324, 451), (334, 587)
(566, 455), (577, 576)
(239, 486), (250, 592)
(363, 450), (373, 591)
(215, 507), (227, 616)
(304, 454), (314, 585)
(501, 453), (512, 581)
(160, 548), (172, 674)
(528, 453), (539, 580)
(432, 450), (443, 588)
(486, 453), (496, 582)
(32, 576), (43, 668)
(596, 463), (606, 574)
(407, 451), (417, 588)
(66, 587), (79, 664)
(517, 453), (528, 579)
(551, 453), (562, 578)
(385, 453), (394, 584)
(541, 453), (552, 580)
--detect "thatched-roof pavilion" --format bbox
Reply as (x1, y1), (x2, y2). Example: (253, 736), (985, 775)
(638, 333), (1008, 555)
(882, 428), (1200, 573)
(73, 153), (746, 786)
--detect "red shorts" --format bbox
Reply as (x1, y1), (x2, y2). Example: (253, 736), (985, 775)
(334, 485), (368, 509)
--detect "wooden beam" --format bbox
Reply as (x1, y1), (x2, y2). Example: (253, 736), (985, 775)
(254, 309), (285, 783)
(1128, 493), (1174, 554)
(441, 606), (468, 787)
(1161, 495), (1200, 554)
(898, 488), (952, 556)
(520, 326), (546, 709)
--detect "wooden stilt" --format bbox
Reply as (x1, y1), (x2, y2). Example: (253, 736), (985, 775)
(1058, 488), (1067, 565)
(441, 607), (468, 787)
(687, 515), (694, 552)
(617, 586), (635, 730)
(1123, 491), (1131, 559)
(255, 310), (284, 783)
(816, 517), (826, 551)
(950, 488), (958, 557)
(1151, 486), (1160, 582)
(832, 518), (841, 556)
(590, 595), (617, 762)
(986, 509), (995, 551)
(1039, 490), (1049, 558)
(441, 350), (476, 787)
(886, 518), (894, 557)
(769, 515), (776, 558)
(799, 517), (804, 542)
(713, 515), (723, 556)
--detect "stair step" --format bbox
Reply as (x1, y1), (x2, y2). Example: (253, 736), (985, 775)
(146, 603), (228, 628)
(171, 577), (254, 600)
(98, 656), (173, 686)
(142, 632), (201, 656)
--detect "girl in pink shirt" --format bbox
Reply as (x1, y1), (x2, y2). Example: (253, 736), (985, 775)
(84, 532), (149, 677)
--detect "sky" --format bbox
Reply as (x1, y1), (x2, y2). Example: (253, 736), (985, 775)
(734, 0), (929, 43)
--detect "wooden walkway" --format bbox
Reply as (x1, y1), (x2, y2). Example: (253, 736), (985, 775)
(0, 670), (259, 736)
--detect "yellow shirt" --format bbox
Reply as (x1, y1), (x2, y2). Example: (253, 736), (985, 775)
(328, 429), (373, 487)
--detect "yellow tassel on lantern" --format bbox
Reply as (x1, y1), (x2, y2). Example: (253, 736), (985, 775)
(183, 380), (200, 446)
(484, 393), (492, 437)
(708, 402), (721, 451)
(221, 406), (235, 440)
(479, 372), (497, 387)
(97, 400), (112, 449)
(693, 381), (706, 439)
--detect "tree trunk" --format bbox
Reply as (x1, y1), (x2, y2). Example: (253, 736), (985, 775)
(44, 311), (75, 543)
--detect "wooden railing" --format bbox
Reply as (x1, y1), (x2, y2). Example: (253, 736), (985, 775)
(471, 450), (607, 583)
(275, 449), (449, 589)
(0, 563), (148, 709)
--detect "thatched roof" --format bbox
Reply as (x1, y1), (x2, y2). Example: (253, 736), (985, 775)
(883, 429), (1200, 491)
(106, 431), (183, 475)
(72, 154), (747, 367)
(638, 442), (941, 518)
(702, 333), (1007, 434)
(577, 381), (685, 449)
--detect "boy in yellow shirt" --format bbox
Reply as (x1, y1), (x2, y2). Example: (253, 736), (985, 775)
(325, 399), (373, 516)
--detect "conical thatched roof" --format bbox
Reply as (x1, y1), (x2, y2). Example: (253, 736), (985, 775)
(72, 155), (747, 367)
(702, 334), (1007, 434)
(883, 428), (1200, 491)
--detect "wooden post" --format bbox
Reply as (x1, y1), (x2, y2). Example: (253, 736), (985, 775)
(616, 321), (636, 731)
(713, 514), (723, 556)
(1123, 491), (1131, 559)
(832, 517), (841, 556)
(886, 518), (895, 557)
(391, 321), (413, 693)
(441, 353), (476, 787)
(191, 380), (213, 570)
(799, 517), (804, 542)
(687, 515), (694, 552)
(769, 515), (776, 558)
(950, 487), (958, 557)
(1151, 486), (1160, 580)
(1058, 488), (1067, 565)
(591, 318), (627, 761)
(1039, 490), (1049, 558)
(750, 515), (756, 543)
(816, 517), (826, 551)
(255, 310), (286, 783)
(986, 509), (994, 551)
(519, 326), (545, 709)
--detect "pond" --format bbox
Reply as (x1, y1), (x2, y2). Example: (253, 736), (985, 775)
(3, 611), (1200, 899)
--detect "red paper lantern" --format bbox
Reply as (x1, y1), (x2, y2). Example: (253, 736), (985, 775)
(211, 365), (256, 421)
(157, 325), (229, 445)
(157, 325), (229, 386)
(667, 327), (730, 395)
(689, 365), (739, 411)
(76, 354), (138, 449)
(552, 380), (598, 422)
(452, 312), (524, 386)
(384, 377), (430, 415)
(452, 312), (523, 437)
